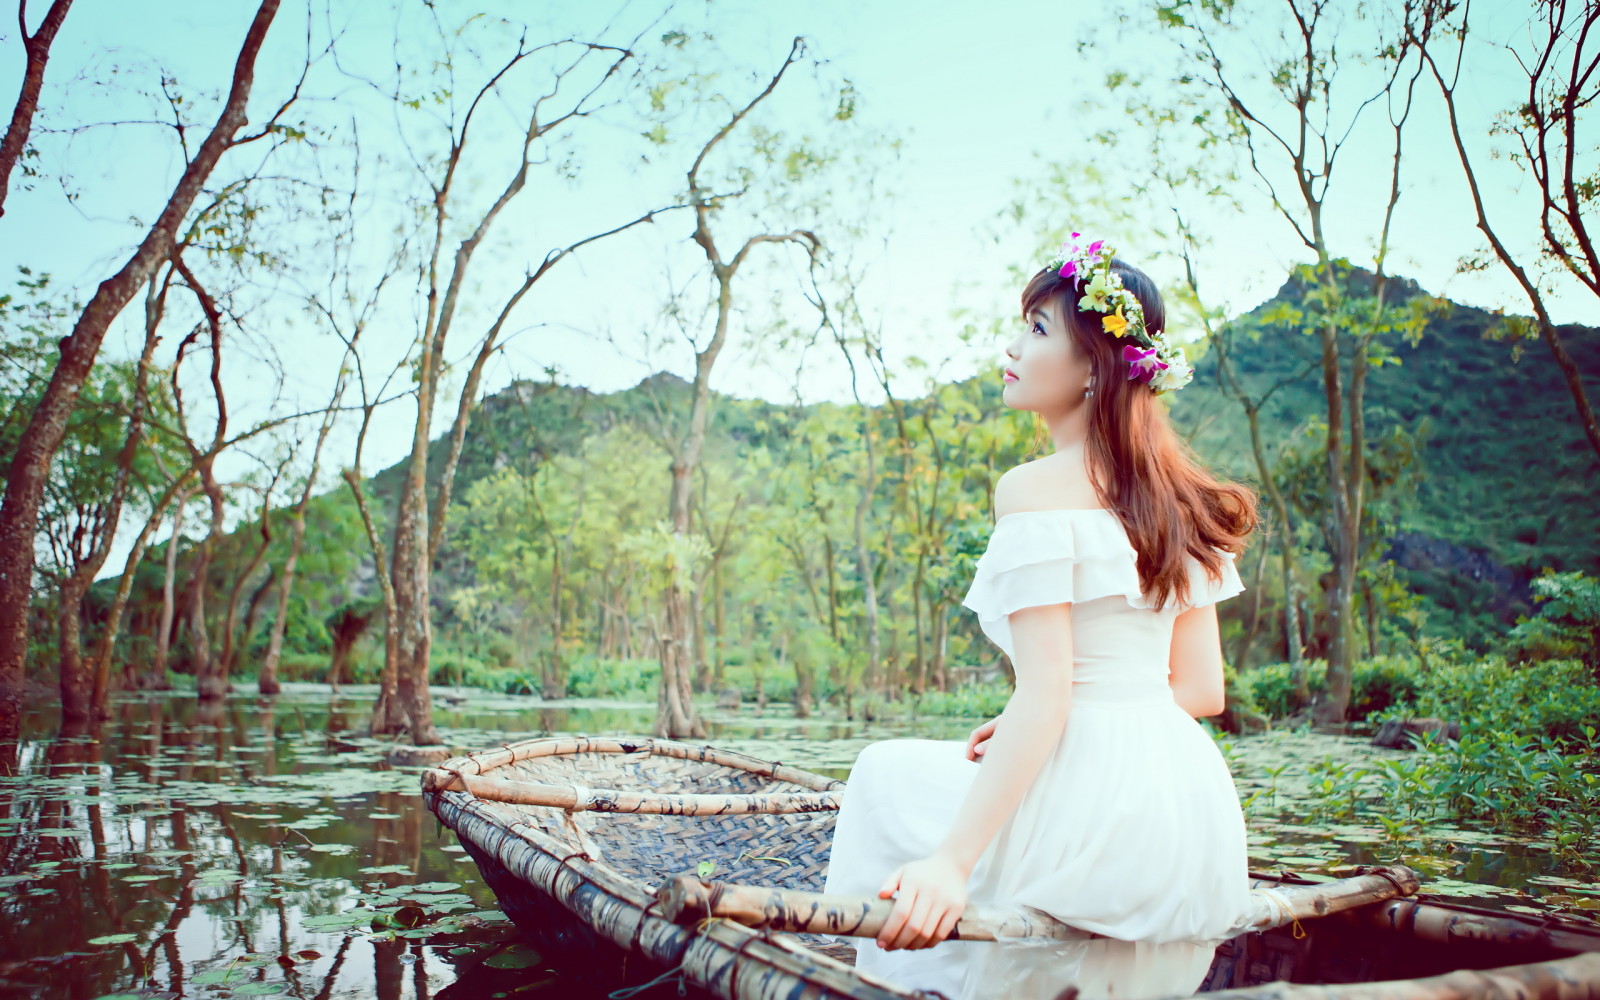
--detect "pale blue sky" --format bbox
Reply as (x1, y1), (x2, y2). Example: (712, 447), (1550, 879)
(2, 0), (1573, 505)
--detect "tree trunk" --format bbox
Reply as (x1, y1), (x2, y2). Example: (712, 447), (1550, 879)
(388, 469), (437, 744)
(1312, 284), (1356, 731)
(154, 489), (193, 680)
(191, 464), (229, 702)
(0, 0), (280, 762)
(217, 487), (275, 679)
(655, 586), (705, 738)
(58, 578), (90, 721)
(258, 515), (301, 696)
(344, 469), (402, 734)
(238, 567), (277, 674)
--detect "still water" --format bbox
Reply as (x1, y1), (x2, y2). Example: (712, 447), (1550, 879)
(0, 684), (1587, 1000)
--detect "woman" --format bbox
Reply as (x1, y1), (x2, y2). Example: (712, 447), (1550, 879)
(822, 233), (1259, 1000)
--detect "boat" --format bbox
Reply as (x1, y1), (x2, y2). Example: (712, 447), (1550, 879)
(421, 734), (1600, 999)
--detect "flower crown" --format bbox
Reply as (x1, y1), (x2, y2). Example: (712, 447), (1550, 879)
(1041, 233), (1194, 395)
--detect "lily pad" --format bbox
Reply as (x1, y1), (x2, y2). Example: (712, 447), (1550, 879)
(482, 944), (543, 969)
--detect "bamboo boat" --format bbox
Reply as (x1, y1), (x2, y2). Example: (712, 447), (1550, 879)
(421, 735), (1600, 1000)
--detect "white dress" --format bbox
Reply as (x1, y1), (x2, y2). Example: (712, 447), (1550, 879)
(822, 508), (1254, 1000)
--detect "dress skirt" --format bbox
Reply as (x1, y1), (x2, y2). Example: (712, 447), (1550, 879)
(821, 695), (1253, 1000)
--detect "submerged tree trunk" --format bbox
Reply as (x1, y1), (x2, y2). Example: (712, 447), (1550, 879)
(58, 578), (90, 720)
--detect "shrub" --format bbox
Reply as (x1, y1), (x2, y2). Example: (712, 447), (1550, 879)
(1375, 657), (1600, 748)
(1241, 656), (1425, 723)
(911, 679), (1012, 718)
(565, 656), (658, 699)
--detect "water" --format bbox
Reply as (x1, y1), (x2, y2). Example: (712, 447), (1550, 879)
(0, 683), (1590, 999)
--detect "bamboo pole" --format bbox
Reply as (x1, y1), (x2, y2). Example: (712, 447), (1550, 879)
(422, 766), (841, 815)
(1352, 895), (1600, 955)
(1167, 952), (1600, 1000)
(426, 734), (843, 793)
(654, 866), (1421, 944)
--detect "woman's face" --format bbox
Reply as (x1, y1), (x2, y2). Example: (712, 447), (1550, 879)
(1003, 294), (1092, 416)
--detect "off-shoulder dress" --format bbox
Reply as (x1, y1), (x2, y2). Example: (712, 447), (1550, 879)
(822, 508), (1254, 1000)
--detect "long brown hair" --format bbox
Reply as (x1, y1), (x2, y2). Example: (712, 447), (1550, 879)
(1021, 258), (1259, 611)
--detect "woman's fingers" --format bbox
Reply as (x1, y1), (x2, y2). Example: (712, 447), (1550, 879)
(877, 890), (913, 949)
(965, 718), (997, 762)
(888, 893), (932, 950)
(909, 898), (940, 949)
(930, 906), (962, 947)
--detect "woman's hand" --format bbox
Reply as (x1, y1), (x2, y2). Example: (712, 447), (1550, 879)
(964, 716), (999, 762)
(875, 854), (969, 950)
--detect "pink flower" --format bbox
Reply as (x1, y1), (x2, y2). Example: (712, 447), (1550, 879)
(1123, 344), (1169, 384)
(1059, 259), (1077, 279)
(1087, 239), (1105, 256)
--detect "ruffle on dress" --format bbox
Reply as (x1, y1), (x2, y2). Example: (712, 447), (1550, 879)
(960, 509), (1244, 658)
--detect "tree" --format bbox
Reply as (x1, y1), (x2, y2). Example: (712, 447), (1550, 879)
(0, 270), (171, 720)
(646, 37), (823, 738)
(39, 324), (163, 720)
(258, 345), (353, 695)
(335, 12), (682, 746)
(1411, 0), (1600, 465)
(0, 0), (284, 762)
(1154, 0), (1445, 727)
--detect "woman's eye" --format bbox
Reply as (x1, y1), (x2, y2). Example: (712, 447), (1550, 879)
(1031, 321), (1045, 336)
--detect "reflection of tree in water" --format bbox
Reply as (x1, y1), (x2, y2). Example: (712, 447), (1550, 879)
(258, 697), (278, 778)
(155, 809), (199, 995)
(370, 786), (429, 998)
(2, 692), (694, 997)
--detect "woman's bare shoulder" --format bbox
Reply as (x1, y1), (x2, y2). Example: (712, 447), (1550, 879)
(994, 455), (1099, 518)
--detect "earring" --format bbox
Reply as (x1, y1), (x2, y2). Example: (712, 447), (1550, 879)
(1085, 381), (1095, 398)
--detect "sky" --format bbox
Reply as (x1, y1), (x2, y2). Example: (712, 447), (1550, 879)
(1, 0), (1583, 542)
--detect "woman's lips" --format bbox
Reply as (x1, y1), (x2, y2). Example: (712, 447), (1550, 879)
(1003, 368), (1019, 382)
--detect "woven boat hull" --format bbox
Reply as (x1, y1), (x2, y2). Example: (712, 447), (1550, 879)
(422, 735), (1600, 1000)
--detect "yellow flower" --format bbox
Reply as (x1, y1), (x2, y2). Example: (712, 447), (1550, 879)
(1101, 306), (1130, 338)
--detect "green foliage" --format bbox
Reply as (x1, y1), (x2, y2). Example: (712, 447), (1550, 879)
(911, 679), (1012, 718)
(1375, 657), (1600, 749)
(1, 269), (183, 583)
(1296, 653), (1600, 856)
(1241, 656), (1424, 722)
(1304, 722), (1600, 842)
(1504, 570), (1600, 672)
(561, 657), (659, 700)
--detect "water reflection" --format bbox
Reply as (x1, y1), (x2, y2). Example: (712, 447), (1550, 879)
(0, 684), (1583, 998)
(0, 686), (907, 999)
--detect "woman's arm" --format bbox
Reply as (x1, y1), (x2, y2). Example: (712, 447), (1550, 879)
(1168, 602), (1226, 718)
(933, 601), (1074, 873)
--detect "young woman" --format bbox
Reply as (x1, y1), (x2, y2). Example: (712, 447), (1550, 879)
(822, 234), (1260, 1000)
